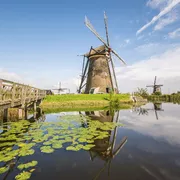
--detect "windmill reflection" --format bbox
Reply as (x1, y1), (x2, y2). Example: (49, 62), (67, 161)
(81, 110), (127, 179)
(132, 102), (164, 120)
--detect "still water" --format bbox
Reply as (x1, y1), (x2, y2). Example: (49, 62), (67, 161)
(0, 102), (180, 180)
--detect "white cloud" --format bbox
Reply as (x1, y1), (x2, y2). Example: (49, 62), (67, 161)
(169, 28), (180, 38)
(116, 46), (180, 93)
(134, 43), (178, 56)
(121, 103), (180, 147)
(0, 69), (22, 83)
(146, 0), (170, 9)
(125, 39), (130, 44)
(137, 35), (144, 40)
(154, 11), (178, 30)
(119, 39), (131, 48)
(137, 0), (180, 34)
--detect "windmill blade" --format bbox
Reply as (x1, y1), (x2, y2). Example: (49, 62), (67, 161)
(146, 85), (154, 87)
(78, 58), (90, 93)
(155, 110), (158, 120)
(111, 49), (126, 65)
(85, 16), (109, 48)
(104, 11), (110, 46)
(85, 15), (127, 66)
(154, 76), (157, 85)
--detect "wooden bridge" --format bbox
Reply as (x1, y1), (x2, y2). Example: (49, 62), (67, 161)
(0, 79), (46, 109)
(0, 79), (46, 121)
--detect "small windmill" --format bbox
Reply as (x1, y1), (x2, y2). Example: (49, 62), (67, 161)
(52, 82), (70, 94)
(78, 12), (126, 94)
(146, 76), (163, 94)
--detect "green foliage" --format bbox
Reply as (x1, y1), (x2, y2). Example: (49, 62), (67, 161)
(15, 171), (31, 180)
(135, 88), (149, 98)
(43, 94), (130, 102)
(0, 166), (9, 174)
(152, 91), (162, 96)
(17, 161), (38, 170)
(40, 146), (54, 153)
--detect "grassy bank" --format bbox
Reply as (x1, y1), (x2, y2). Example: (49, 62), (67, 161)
(148, 94), (180, 104)
(40, 94), (133, 110)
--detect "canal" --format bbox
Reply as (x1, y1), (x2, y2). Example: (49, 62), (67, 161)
(0, 102), (180, 180)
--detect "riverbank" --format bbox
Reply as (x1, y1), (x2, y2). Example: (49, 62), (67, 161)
(40, 94), (133, 110)
(148, 94), (180, 103)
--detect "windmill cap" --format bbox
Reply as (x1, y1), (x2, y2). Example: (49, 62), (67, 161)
(84, 45), (106, 57)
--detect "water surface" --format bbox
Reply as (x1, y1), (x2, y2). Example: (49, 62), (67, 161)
(0, 102), (180, 180)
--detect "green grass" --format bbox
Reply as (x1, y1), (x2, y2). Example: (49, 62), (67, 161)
(40, 94), (132, 110)
(43, 94), (131, 102)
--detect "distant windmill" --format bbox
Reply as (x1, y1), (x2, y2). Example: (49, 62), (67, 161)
(146, 76), (163, 94)
(78, 12), (126, 94)
(52, 82), (70, 94)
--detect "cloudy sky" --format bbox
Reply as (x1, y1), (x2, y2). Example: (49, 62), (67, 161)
(0, 0), (180, 93)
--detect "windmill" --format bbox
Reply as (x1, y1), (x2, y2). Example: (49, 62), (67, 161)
(146, 76), (163, 94)
(78, 12), (126, 94)
(52, 82), (70, 95)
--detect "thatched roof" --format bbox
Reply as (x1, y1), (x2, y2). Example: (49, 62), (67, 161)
(84, 45), (106, 57)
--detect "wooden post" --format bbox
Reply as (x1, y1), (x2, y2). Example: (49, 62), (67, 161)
(34, 102), (37, 112)
(3, 108), (8, 123)
(0, 79), (3, 101)
(24, 105), (28, 120)
(11, 83), (15, 107)
(18, 108), (23, 120)
(0, 79), (3, 88)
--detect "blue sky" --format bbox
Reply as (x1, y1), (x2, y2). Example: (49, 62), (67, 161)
(0, 0), (180, 93)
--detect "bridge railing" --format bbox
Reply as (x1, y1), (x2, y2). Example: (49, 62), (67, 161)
(0, 79), (46, 107)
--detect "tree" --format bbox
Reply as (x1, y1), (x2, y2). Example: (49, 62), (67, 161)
(134, 88), (149, 98)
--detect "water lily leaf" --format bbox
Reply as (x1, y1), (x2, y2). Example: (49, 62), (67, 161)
(86, 140), (94, 143)
(74, 144), (84, 151)
(43, 141), (53, 146)
(0, 166), (9, 174)
(29, 169), (35, 173)
(66, 146), (78, 151)
(19, 149), (35, 157)
(52, 143), (63, 149)
(40, 146), (54, 153)
(1, 155), (14, 162)
(17, 161), (38, 170)
(78, 138), (87, 143)
(82, 144), (95, 150)
(18, 143), (26, 147)
(15, 171), (31, 180)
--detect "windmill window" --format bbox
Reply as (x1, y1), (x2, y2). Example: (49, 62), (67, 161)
(106, 87), (111, 93)
(89, 88), (95, 94)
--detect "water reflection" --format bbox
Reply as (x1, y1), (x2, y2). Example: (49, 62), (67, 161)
(132, 102), (164, 119)
(82, 110), (127, 179)
(0, 107), (46, 125)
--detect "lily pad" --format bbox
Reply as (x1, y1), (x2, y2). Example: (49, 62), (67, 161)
(83, 144), (95, 150)
(17, 161), (38, 170)
(40, 146), (54, 153)
(0, 166), (9, 174)
(66, 146), (78, 151)
(19, 149), (35, 157)
(15, 171), (31, 180)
